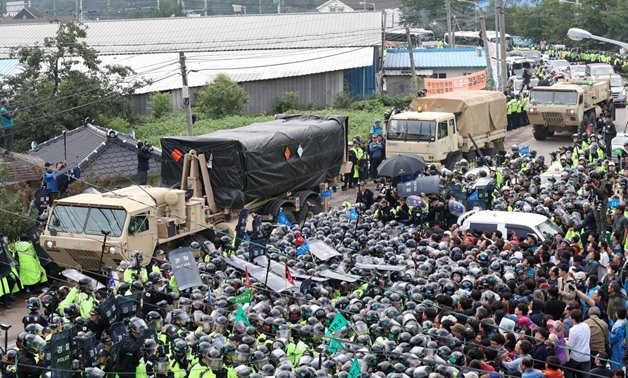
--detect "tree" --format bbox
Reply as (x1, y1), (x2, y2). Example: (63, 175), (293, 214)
(196, 74), (249, 119)
(0, 21), (145, 151)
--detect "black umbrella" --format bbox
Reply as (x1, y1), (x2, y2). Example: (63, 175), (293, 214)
(377, 154), (427, 178)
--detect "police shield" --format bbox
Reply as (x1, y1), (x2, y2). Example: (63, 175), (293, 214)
(99, 294), (118, 325)
(448, 200), (466, 217)
(81, 332), (99, 368)
(110, 321), (128, 344)
(397, 175), (440, 197)
(44, 329), (73, 378)
(168, 247), (203, 290)
(405, 195), (425, 208)
(117, 293), (141, 321)
(0, 235), (16, 279)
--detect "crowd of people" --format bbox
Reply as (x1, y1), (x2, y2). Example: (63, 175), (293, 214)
(4, 113), (628, 378)
(546, 49), (628, 75)
(2, 127), (628, 378)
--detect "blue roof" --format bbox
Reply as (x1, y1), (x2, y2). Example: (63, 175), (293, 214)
(384, 48), (487, 70)
(0, 59), (19, 80)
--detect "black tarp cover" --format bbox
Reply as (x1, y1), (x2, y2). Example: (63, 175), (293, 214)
(161, 115), (347, 209)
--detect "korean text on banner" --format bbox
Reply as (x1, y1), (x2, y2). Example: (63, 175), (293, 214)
(424, 71), (487, 95)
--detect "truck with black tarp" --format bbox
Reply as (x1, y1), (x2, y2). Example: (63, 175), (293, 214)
(39, 115), (349, 271)
(385, 90), (507, 168)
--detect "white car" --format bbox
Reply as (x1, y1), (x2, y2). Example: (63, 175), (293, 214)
(549, 59), (570, 73)
(567, 65), (586, 78)
(457, 210), (561, 243)
(586, 63), (615, 79)
(610, 74), (626, 106)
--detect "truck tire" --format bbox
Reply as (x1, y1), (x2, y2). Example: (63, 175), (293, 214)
(443, 152), (462, 169)
(533, 125), (547, 140)
(295, 198), (323, 223)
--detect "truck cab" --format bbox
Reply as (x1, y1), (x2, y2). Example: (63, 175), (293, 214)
(385, 111), (463, 165)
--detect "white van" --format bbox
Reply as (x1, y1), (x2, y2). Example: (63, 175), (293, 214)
(610, 74), (626, 106)
(586, 63), (615, 79)
(457, 210), (561, 243)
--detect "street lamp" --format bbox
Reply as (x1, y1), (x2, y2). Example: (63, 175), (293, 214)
(567, 28), (628, 50)
(232, 4), (246, 14)
(359, 2), (375, 10)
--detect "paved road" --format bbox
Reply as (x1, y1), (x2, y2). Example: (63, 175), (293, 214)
(2, 107), (625, 350)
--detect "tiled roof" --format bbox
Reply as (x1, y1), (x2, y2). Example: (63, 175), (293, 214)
(384, 48), (488, 69)
(27, 123), (162, 179)
(0, 153), (45, 185)
(0, 12), (382, 57)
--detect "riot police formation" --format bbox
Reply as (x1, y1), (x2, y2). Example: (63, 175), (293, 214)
(3, 129), (628, 378)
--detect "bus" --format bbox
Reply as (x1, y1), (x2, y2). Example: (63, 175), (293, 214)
(385, 28), (436, 48)
(443, 31), (513, 51)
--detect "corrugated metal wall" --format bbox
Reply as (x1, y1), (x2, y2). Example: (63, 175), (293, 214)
(133, 71), (344, 115)
(343, 65), (377, 99)
(241, 71), (344, 114)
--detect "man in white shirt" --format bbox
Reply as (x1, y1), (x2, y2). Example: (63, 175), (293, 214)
(565, 309), (590, 378)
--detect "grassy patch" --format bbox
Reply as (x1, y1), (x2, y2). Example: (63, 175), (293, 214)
(130, 107), (388, 147)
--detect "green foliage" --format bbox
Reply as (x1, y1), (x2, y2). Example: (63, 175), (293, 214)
(103, 117), (131, 132)
(350, 99), (384, 112)
(0, 167), (37, 241)
(273, 92), (303, 113)
(196, 74), (250, 119)
(332, 92), (354, 109)
(369, 93), (416, 109)
(149, 92), (172, 119)
(0, 21), (144, 151)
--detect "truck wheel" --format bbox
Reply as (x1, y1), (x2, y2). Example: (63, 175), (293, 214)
(533, 125), (547, 140)
(295, 198), (323, 223)
(444, 152), (462, 169)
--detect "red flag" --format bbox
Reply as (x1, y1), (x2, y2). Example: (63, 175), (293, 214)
(285, 265), (295, 286)
(244, 267), (250, 288)
(294, 231), (306, 246)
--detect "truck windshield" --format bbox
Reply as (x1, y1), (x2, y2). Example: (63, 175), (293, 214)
(387, 119), (436, 141)
(49, 205), (126, 237)
(530, 90), (577, 105)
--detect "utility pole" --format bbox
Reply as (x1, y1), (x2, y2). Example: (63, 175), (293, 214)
(494, 7), (501, 90)
(204, 0), (208, 15)
(106, 0), (109, 19)
(79, 0), (83, 20)
(497, 0), (507, 91)
(445, 0), (453, 46)
(480, 12), (494, 90)
(179, 52), (194, 136)
(406, 26), (418, 95)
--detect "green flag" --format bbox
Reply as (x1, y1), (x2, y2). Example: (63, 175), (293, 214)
(327, 338), (345, 353)
(325, 313), (349, 336)
(348, 358), (361, 378)
(228, 289), (252, 304)
(235, 305), (251, 327)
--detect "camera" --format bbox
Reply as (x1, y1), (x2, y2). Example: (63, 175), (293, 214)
(144, 142), (154, 152)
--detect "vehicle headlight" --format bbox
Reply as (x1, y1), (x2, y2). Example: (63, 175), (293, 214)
(109, 247), (116, 255)
(566, 109), (576, 115)
(528, 107), (537, 114)
(46, 241), (55, 249)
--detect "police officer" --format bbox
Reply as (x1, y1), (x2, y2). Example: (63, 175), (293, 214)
(22, 297), (48, 330)
(169, 338), (192, 378)
(124, 251), (149, 285)
(118, 317), (150, 376)
(1, 348), (18, 378)
(142, 275), (173, 316)
(17, 334), (46, 378)
(15, 234), (47, 292)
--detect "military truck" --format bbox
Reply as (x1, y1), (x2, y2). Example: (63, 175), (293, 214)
(385, 90), (507, 168)
(40, 115), (350, 271)
(528, 79), (614, 141)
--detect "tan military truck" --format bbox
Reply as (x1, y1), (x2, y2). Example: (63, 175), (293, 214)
(385, 90), (507, 168)
(528, 79), (614, 140)
(40, 115), (349, 271)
